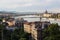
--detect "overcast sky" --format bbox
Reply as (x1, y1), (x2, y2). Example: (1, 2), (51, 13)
(0, 0), (60, 13)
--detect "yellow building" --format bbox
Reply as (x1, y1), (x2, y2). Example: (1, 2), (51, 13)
(24, 21), (50, 40)
(43, 13), (52, 17)
(7, 21), (15, 26)
(6, 18), (15, 26)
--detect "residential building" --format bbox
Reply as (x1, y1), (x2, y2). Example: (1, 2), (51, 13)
(7, 18), (15, 26)
(24, 21), (50, 40)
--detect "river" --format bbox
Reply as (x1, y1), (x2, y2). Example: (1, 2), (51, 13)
(14, 15), (60, 25)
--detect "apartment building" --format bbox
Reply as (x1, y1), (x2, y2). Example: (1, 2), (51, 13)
(24, 21), (50, 40)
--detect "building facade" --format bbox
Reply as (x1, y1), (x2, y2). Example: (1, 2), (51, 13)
(42, 10), (52, 18)
(24, 21), (50, 40)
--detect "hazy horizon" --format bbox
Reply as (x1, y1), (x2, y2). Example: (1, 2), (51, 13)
(0, 0), (60, 13)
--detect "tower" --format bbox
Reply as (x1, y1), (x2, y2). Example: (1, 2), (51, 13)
(45, 10), (48, 13)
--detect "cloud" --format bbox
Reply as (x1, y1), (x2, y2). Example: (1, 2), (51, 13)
(32, 0), (54, 6)
(0, 0), (32, 3)
(0, 0), (60, 12)
(0, 0), (33, 9)
(0, 0), (57, 7)
(48, 8), (60, 13)
(0, 3), (32, 9)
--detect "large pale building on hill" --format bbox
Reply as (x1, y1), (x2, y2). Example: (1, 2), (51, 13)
(43, 10), (52, 18)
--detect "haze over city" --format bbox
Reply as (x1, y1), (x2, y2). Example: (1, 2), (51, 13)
(0, 0), (60, 13)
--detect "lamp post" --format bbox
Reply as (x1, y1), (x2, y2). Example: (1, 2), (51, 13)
(40, 17), (42, 40)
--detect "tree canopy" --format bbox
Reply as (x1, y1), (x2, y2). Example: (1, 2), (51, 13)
(43, 23), (60, 40)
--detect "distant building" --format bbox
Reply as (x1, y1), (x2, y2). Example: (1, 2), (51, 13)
(6, 18), (15, 26)
(15, 18), (27, 28)
(2, 18), (6, 22)
(24, 21), (50, 40)
(43, 10), (52, 18)
(57, 13), (60, 18)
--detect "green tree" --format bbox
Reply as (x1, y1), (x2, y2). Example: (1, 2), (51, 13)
(43, 23), (60, 40)
(19, 38), (26, 40)
(0, 23), (4, 40)
(11, 28), (29, 40)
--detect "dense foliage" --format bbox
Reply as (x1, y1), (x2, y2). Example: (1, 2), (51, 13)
(43, 23), (60, 40)
(0, 18), (29, 40)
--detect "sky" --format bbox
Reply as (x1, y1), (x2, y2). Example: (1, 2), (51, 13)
(0, 0), (60, 13)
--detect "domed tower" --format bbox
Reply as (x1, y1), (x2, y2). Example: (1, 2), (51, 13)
(45, 10), (48, 14)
